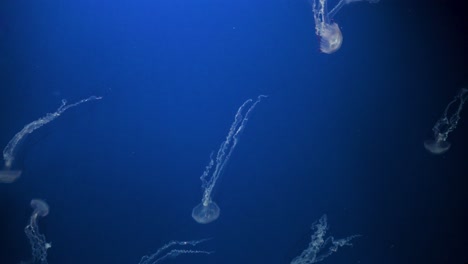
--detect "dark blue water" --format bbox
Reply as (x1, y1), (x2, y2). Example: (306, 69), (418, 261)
(1, 0), (467, 263)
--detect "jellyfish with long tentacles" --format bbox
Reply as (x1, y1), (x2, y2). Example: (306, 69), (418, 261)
(24, 199), (52, 264)
(138, 238), (213, 264)
(0, 96), (102, 183)
(312, 0), (380, 54)
(424, 88), (468, 154)
(192, 95), (267, 224)
(291, 215), (360, 264)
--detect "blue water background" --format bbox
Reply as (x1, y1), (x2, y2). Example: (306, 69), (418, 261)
(0, 0), (467, 263)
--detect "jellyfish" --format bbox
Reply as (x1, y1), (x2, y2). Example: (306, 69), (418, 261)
(291, 215), (360, 264)
(0, 95), (102, 183)
(192, 95), (267, 224)
(31, 199), (50, 217)
(424, 88), (468, 154)
(312, 0), (380, 54)
(138, 238), (212, 264)
(24, 199), (52, 264)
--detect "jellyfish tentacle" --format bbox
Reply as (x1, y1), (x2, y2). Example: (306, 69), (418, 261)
(138, 238), (212, 264)
(291, 215), (360, 264)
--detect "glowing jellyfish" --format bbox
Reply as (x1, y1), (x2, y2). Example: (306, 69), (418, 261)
(24, 199), (52, 264)
(291, 215), (360, 264)
(192, 95), (267, 224)
(0, 96), (102, 183)
(312, 0), (380, 54)
(138, 238), (212, 264)
(424, 88), (468, 154)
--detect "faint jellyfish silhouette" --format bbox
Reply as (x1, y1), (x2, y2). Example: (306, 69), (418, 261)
(291, 215), (360, 264)
(424, 88), (468, 154)
(312, 0), (380, 54)
(138, 238), (212, 264)
(192, 95), (267, 224)
(24, 199), (52, 264)
(0, 96), (102, 183)
(0, 170), (21, 183)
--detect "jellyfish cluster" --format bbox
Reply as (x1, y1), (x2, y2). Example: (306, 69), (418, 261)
(2, 0), (467, 263)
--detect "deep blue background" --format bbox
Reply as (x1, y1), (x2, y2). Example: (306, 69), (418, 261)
(1, 0), (467, 263)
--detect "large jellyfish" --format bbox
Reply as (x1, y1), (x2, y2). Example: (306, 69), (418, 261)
(312, 0), (380, 54)
(0, 96), (102, 183)
(24, 199), (52, 264)
(291, 215), (360, 264)
(192, 95), (267, 224)
(138, 238), (212, 264)
(424, 88), (468, 154)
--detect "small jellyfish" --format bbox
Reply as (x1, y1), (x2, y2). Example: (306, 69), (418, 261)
(312, 0), (380, 54)
(138, 238), (212, 264)
(424, 88), (468, 154)
(24, 199), (52, 264)
(291, 215), (360, 264)
(0, 95), (102, 183)
(192, 95), (267, 224)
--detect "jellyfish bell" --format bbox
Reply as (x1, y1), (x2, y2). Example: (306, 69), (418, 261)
(31, 199), (49, 217)
(424, 139), (451, 155)
(192, 201), (220, 224)
(0, 169), (21, 183)
(319, 22), (343, 54)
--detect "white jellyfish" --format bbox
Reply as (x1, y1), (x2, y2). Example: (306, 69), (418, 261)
(0, 96), (102, 183)
(291, 215), (360, 264)
(192, 95), (267, 224)
(24, 199), (52, 264)
(424, 88), (468, 154)
(138, 238), (212, 264)
(312, 0), (380, 54)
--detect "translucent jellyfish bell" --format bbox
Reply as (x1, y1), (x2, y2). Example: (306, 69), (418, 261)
(424, 136), (451, 155)
(192, 201), (220, 224)
(312, 0), (379, 54)
(425, 88), (468, 155)
(0, 169), (22, 183)
(31, 199), (50, 218)
(319, 23), (343, 54)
